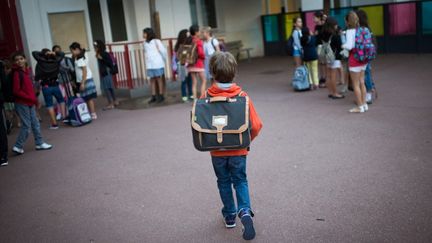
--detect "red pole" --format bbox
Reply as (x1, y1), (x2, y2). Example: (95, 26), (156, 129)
(168, 38), (175, 81)
(124, 44), (133, 89)
(108, 44), (118, 89)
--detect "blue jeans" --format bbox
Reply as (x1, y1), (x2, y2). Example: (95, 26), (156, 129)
(42, 85), (65, 108)
(181, 74), (192, 98)
(0, 105), (8, 159)
(211, 156), (251, 217)
(364, 63), (375, 92)
(14, 104), (44, 149)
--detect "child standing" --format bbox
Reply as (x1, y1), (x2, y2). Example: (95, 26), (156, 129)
(342, 11), (369, 113)
(301, 27), (319, 89)
(314, 11), (327, 88)
(204, 52), (263, 240)
(188, 25), (207, 99)
(321, 17), (345, 99)
(94, 40), (119, 110)
(174, 29), (193, 102)
(69, 42), (98, 119)
(292, 17), (303, 67)
(10, 51), (53, 155)
(143, 28), (167, 104)
(202, 26), (220, 82)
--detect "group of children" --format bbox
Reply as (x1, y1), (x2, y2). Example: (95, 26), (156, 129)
(291, 10), (377, 113)
(0, 39), (120, 166)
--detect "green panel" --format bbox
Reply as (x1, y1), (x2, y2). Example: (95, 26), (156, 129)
(423, 1), (432, 35)
(330, 8), (353, 29)
(359, 6), (384, 36)
(263, 15), (280, 42)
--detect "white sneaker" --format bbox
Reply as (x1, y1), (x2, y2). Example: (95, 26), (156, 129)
(56, 113), (62, 121)
(35, 143), (53, 151)
(366, 93), (373, 104)
(363, 104), (369, 111)
(12, 146), (24, 155)
(349, 106), (365, 113)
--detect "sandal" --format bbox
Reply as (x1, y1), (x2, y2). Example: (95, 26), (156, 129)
(349, 106), (364, 113)
(331, 94), (345, 99)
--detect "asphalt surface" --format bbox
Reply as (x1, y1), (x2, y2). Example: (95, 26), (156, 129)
(1, 55), (431, 243)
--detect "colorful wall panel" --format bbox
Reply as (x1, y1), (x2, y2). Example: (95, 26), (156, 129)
(359, 5), (384, 36)
(305, 12), (316, 33)
(389, 3), (417, 36)
(263, 15), (280, 42)
(422, 1), (432, 35)
(330, 8), (352, 29)
(284, 13), (300, 40)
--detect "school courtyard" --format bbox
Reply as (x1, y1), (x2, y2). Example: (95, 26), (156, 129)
(1, 55), (432, 242)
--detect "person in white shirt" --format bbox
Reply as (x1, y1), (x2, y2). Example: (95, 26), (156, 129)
(143, 28), (167, 104)
(202, 26), (220, 82)
(69, 42), (98, 120)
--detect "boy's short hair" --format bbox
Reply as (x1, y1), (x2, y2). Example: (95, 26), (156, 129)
(209, 52), (237, 83)
(10, 51), (26, 62)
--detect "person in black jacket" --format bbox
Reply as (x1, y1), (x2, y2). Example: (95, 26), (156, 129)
(94, 40), (119, 110)
(321, 17), (344, 99)
(0, 60), (9, 166)
(33, 49), (66, 129)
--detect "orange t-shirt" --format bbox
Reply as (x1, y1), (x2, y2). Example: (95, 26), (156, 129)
(201, 83), (263, 157)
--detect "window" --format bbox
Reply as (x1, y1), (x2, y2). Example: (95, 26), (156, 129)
(107, 0), (128, 42)
(48, 11), (89, 51)
(422, 1), (432, 35)
(189, 0), (218, 28)
(263, 15), (279, 42)
(87, 0), (105, 42)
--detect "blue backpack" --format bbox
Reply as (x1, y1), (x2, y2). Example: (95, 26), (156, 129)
(292, 65), (310, 91)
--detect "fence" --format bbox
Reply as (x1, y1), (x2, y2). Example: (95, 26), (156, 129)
(106, 38), (176, 89)
(261, 0), (432, 56)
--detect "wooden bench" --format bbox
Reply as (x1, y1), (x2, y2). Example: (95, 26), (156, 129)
(224, 40), (254, 62)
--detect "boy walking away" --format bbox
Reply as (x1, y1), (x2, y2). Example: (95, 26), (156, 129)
(192, 52), (263, 240)
(33, 48), (66, 129)
(10, 51), (53, 155)
(0, 61), (9, 166)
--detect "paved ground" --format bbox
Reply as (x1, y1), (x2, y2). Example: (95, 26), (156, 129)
(1, 55), (431, 243)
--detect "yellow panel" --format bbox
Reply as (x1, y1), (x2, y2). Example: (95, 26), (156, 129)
(269, 0), (281, 14)
(359, 6), (385, 36)
(285, 13), (300, 40)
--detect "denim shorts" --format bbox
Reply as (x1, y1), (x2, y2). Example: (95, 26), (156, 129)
(42, 85), (65, 108)
(293, 49), (302, 57)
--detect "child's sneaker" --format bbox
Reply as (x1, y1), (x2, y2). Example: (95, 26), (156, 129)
(182, 96), (188, 102)
(0, 158), (8, 166)
(49, 124), (59, 130)
(239, 209), (256, 241)
(224, 214), (236, 228)
(12, 146), (24, 155)
(35, 143), (53, 151)
(366, 92), (373, 104)
(56, 113), (62, 121)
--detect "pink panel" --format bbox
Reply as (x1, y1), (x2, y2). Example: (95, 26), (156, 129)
(389, 3), (417, 35)
(305, 12), (316, 32)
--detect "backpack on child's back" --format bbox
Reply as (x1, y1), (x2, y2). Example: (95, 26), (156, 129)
(177, 37), (198, 66)
(191, 93), (251, 151)
(353, 27), (376, 62)
(318, 37), (335, 64)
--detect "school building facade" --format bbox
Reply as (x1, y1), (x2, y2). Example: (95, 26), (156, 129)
(0, 0), (427, 94)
